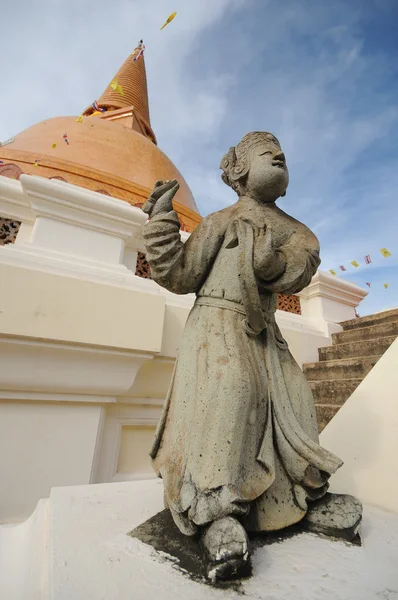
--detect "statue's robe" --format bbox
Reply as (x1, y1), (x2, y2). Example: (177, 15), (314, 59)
(143, 196), (342, 534)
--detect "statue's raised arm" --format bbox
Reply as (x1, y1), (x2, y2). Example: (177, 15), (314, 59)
(142, 181), (226, 295)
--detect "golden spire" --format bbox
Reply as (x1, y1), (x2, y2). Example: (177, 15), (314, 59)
(83, 42), (155, 141)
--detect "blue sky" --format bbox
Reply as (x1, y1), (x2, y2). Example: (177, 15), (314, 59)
(1, 0), (397, 316)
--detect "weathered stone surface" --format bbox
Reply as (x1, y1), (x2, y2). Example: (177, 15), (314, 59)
(305, 310), (398, 431)
(303, 355), (381, 381)
(340, 308), (398, 331)
(315, 405), (341, 432)
(302, 493), (363, 541)
(318, 336), (396, 361)
(309, 379), (362, 406)
(332, 320), (398, 344)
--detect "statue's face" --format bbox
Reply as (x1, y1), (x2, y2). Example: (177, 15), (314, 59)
(243, 138), (289, 202)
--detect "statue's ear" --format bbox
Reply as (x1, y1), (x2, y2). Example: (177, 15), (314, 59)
(220, 146), (237, 171)
(230, 164), (246, 181)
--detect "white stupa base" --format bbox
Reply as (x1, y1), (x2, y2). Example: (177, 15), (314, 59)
(1, 479), (398, 600)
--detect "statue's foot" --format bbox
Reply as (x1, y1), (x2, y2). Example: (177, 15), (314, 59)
(302, 492), (363, 542)
(201, 516), (250, 582)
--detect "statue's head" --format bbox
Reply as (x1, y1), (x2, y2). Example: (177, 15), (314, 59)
(219, 132), (289, 202)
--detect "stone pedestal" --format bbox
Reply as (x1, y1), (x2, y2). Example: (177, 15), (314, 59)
(1, 479), (397, 600)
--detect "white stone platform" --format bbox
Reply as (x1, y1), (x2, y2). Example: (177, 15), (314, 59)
(1, 479), (398, 600)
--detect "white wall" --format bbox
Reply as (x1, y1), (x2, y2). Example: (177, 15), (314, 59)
(0, 402), (103, 523)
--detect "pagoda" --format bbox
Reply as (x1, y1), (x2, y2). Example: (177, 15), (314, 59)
(0, 44), (201, 233)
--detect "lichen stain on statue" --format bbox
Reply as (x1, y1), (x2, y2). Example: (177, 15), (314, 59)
(137, 132), (362, 583)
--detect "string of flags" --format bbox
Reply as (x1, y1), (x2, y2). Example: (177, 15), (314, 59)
(329, 248), (392, 290)
(32, 131), (72, 167)
(6, 12), (178, 157)
(160, 12), (177, 30)
(5, 9), (179, 170)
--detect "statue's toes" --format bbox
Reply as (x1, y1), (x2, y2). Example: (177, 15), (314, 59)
(201, 516), (251, 581)
(302, 492), (363, 542)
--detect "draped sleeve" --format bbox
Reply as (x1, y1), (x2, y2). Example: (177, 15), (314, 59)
(142, 209), (225, 295)
(254, 226), (321, 295)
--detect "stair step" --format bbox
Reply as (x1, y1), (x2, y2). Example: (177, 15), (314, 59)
(340, 308), (398, 331)
(309, 378), (362, 405)
(319, 336), (396, 361)
(303, 355), (380, 381)
(315, 405), (340, 433)
(332, 320), (398, 345)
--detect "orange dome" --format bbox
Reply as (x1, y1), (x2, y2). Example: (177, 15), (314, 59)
(0, 47), (201, 232)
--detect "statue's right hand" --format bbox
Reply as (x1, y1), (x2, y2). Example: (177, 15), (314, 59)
(142, 180), (180, 216)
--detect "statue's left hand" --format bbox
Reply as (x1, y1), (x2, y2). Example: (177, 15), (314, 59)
(142, 179), (180, 217)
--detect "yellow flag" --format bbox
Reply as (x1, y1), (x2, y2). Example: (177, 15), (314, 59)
(380, 248), (391, 258)
(160, 11), (177, 30)
(384, 283), (389, 289)
(33, 161), (39, 167)
(351, 260), (359, 268)
(76, 115), (84, 123)
(329, 269), (337, 276)
(110, 80), (124, 95)
(52, 143), (57, 149)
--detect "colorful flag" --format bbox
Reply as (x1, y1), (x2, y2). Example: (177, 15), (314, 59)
(384, 283), (389, 289)
(351, 260), (359, 268)
(380, 248), (392, 258)
(63, 133), (69, 146)
(160, 11), (177, 30)
(365, 282), (371, 287)
(110, 80), (124, 95)
(364, 255), (372, 264)
(339, 265), (346, 271)
(329, 269), (337, 276)
(132, 40), (145, 62)
(91, 101), (105, 113)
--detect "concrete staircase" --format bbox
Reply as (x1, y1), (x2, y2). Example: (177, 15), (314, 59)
(303, 308), (398, 432)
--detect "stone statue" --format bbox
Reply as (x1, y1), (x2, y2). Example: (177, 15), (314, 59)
(141, 132), (362, 582)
